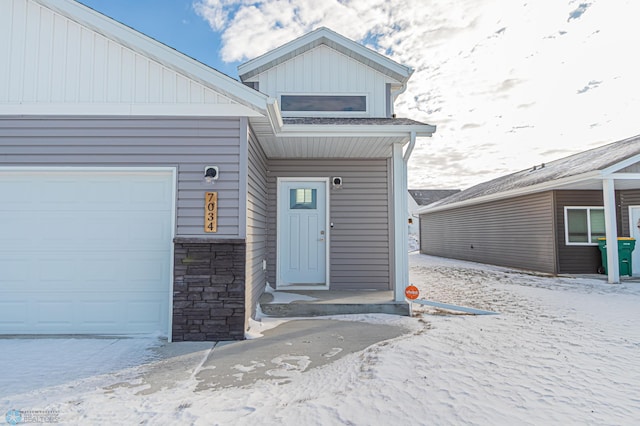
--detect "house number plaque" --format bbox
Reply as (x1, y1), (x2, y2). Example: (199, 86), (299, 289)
(205, 192), (218, 233)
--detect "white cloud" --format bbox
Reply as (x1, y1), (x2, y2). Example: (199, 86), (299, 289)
(195, 0), (640, 190)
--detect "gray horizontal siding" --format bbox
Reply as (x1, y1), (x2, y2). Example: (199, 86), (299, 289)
(420, 192), (557, 274)
(245, 125), (268, 322)
(554, 190), (607, 274)
(0, 116), (242, 237)
(267, 159), (391, 290)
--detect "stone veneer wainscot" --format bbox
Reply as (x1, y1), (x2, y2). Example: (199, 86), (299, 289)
(172, 238), (246, 341)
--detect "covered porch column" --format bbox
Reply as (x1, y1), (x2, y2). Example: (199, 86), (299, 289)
(602, 177), (620, 283)
(392, 132), (417, 302)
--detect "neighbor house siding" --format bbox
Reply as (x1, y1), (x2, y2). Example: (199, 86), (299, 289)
(554, 190), (607, 274)
(618, 189), (640, 237)
(266, 159), (391, 290)
(245, 124), (268, 321)
(420, 192), (557, 273)
(0, 116), (243, 237)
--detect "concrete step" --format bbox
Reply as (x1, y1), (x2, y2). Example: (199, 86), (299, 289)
(259, 290), (410, 317)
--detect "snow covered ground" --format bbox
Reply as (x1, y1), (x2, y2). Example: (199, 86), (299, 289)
(3, 253), (640, 425)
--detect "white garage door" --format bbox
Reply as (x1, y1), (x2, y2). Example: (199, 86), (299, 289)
(0, 169), (174, 335)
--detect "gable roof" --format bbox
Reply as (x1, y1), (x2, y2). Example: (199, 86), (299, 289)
(409, 189), (461, 206)
(13, 0), (269, 116)
(238, 27), (413, 84)
(420, 134), (640, 213)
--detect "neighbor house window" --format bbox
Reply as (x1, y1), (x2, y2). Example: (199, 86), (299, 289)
(280, 95), (367, 112)
(564, 207), (605, 245)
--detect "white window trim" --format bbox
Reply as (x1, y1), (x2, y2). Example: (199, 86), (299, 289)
(278, 92), (369, 117)
(564, 206), (605, 246)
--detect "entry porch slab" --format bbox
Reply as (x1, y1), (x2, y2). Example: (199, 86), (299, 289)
(259, 290), (410, 317)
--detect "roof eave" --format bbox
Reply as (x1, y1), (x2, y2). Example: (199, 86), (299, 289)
(417, 170), (604, 214)
(275, 123), (436, 138)
(238, 27), (413, 83)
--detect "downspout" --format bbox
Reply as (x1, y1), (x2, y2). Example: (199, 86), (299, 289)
(393, 131), (416, 302)
(389, 84), (407, 117)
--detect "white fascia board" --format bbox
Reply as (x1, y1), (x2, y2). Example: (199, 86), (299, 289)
(35, 0), (268, 115)
(0, 103), (264, 117)
(238, 27), (412, 82)
(276, 124), (436, 138)
(266, 99), (284, 133)
(600, 153), (640, 175)
(417, 170), (604, 215)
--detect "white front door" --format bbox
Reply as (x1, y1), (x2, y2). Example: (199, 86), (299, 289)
(629, 206), (640, 276)
(278, 179), (329, 288)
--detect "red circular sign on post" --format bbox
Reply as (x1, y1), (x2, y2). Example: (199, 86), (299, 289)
(405, 285), (420, 300)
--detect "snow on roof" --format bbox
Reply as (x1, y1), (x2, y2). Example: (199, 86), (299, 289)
(429, 133), (640, 209)
(408, 189), (461, 206)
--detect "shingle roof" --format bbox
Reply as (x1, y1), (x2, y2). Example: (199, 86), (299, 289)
(409, 189), (461, 206)
(283, 117), (431, 126)
(430, 133), (640, 208)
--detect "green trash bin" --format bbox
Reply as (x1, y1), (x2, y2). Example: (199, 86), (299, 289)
(597, 238), (636, 276)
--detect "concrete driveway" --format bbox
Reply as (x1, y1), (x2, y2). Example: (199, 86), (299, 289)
(2, 318), (408, 400)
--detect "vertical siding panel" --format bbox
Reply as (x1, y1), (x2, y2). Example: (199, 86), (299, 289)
(50, 13), (68, 102)
(36, 4), (54, 102)
(92, 34), (106, 102)
(420, 192), (557, 274)
(0, 117), (243, 238)
(65, 19), (81, 102)
(175, 75), (189, 103)
(78, 27), (93, 102)
(134, 55), (147, 102)
(0, 0), (13, 101)
(21, 1), (38, 101)
(106, 41), (121, 103)
(120, 48), (134, 102)
(7, 0), (25, 102)
(245, 126), (268, 323)
(266, 159), (391, 290)
(147, 61), (162, 102)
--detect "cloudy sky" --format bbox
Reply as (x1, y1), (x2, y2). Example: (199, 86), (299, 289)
(78, 0), (640, 190)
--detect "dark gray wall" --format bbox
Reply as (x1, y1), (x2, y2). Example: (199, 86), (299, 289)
(554, 190), (604, 274)
(420, 192), (557, 274)
(0, 116), (243, 237)
(618, 189), (640, 237)
(266, 159), (392, 290)
(245, 125), (268, 321)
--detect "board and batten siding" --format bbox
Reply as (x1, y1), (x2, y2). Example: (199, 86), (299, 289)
(0, 0), (236, 108)
(246, 45), (396, 118)
(0, 116), (243, 237)
(420, 192), (557, 274)
(554, 190), (607, 274)
(245, 125), (268, 321)
(267, 159), (392, 290)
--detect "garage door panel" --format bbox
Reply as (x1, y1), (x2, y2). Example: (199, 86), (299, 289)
(0, 170), (174, 335)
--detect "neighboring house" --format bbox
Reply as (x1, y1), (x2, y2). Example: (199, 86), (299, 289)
(0, 0), (435, 340)
(418, 134), (640, 283)
(408, 189), (460, 235)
